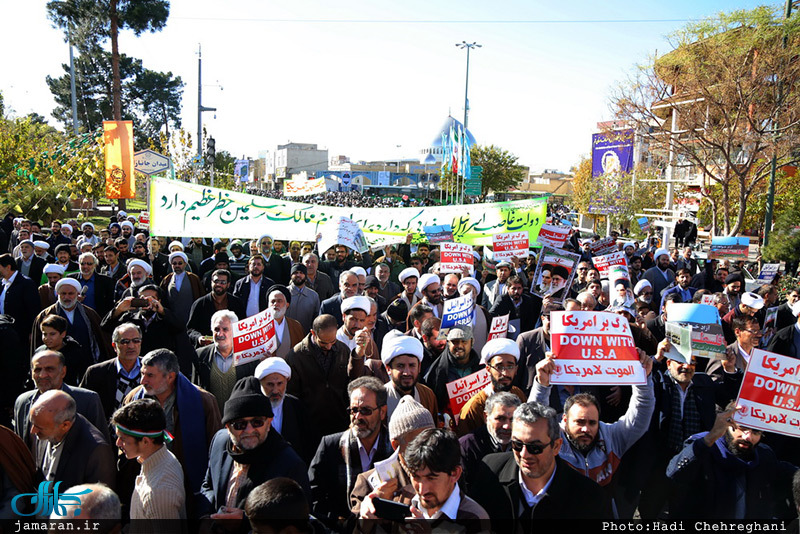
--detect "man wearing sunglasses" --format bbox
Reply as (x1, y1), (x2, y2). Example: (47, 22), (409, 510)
(199, 377), (310, 521)
(471, 401), (611, 529)
(309, 376), (392, 531)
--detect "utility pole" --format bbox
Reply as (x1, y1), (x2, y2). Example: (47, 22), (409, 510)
(197, 44), (217, 183)
(68, 27), (79, 135)
(763, 0), (793, 248)
(456, 42), (480, 205)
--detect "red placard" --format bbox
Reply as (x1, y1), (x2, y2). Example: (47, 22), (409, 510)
(440, 242), (474, 273)
(232, 308), (277, 366)
(492, 231), (529, 261)
(446, 369), (491, 418)
(734, 349), (800, 437)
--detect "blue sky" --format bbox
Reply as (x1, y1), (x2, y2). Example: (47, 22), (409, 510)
(1, 0), (773, 173)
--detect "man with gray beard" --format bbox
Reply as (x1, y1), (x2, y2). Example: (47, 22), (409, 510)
(199, 377), (310, 519)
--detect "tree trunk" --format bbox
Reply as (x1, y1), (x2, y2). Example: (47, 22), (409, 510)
(729, 176), (748, 236)
(721, 181), (731, 235)
(109, 0), (126, 210)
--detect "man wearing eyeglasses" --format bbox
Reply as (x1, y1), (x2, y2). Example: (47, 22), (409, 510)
(457, 338), (527, 437)
(471, 401), (612, 528)
(666, 402), (796, 519)
(199, 377), (310, 520)
(68, 252), (115, 317)
(706, 315), (763, 380)
(309, 376), (392, 531)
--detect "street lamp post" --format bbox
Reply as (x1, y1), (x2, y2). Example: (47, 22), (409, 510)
(456, 41), (481, 204)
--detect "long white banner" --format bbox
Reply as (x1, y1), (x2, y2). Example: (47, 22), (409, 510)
(148, 177), (547, 245)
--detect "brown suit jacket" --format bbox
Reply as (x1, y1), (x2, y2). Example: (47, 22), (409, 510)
(160, 271), (206, 300)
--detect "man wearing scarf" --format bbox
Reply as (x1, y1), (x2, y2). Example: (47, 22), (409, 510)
(198, 377), (310, 522)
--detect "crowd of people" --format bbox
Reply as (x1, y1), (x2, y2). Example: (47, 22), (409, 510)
(244, 188), (439, 208)
(0, 207), (799, 532)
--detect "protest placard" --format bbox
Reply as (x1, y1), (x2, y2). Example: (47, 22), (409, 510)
(423, 224), (454, 244)
(637, 217), (650, 232)
(438, 295), (474, 339)
(232, 308), (276, 366)
(700, 294), (716, 306)
(592, 251), (630, 284)
(590, 237), (618, 256)
(755, 264), (781, 286)
(137, 211), (150, 230)
(762, 307), (779, 348)
(664, 303), (726, 360)
(318, 216), (369, 255)
(664, 322), (694, 364)
(492, 231), (529, 261)
(531, 246), (580, 304)
(283, 177), (327, 197)
(709, 236), (750, 260)
(534, 224), (570, 249)
(487, 314), (510, 341)
(734, 349), (800, 438)
(549, 310), (645, 385)
(440, 242), (474, 273)
(446, 368), (491, 418)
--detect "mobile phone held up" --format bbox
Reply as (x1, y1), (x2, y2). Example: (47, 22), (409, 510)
(372, 498), (412, 521)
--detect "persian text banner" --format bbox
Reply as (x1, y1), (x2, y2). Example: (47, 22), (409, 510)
(149, 177), (547, 245)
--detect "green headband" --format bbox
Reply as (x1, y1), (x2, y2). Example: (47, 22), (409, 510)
(116, 424), (174, 443)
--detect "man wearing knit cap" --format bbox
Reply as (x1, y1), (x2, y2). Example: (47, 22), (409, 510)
(254, 357), (311, 462)
(161, 250), (205, 325)
(309, 376), (392, 531)
(456, 338), (527, 437)
(112, 399), (186, 520)
(378, 332), (438, 421)
(397, 267), (421, 309)
(642, 248), (676, 306)
(423, 325), (483, 414)
(31, 277), (112, 362)
(199, 377), (310, 519)
(352, 396), (435, 518)
(287, 263), (320, 333)
(15, 238), (46, 284)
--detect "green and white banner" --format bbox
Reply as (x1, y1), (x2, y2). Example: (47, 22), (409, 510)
(149, 177), (547, 246)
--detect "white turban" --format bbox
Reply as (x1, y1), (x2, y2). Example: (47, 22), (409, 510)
(633, 279), (652, 295)
(399, 267), (420, 283)
(33, 240), (50, 250)
(168, 251), (189, 264)
(43, 264), (65, 275)
(127, 259), (152, 275)
(120, 221), (134, 230)
(349, 266), (367, 278)
(457, 277), (480, 295)
(168, 240), (184, 251)
(418, 273), (440, 291)
(480, 337), (521, 365)
(81, 222), (95, 230)
(255, 357), (292, 380)
(653, 248), (670, 262)
(341, 295), (371, 315)
(55, 278), (82, 293)
(740, 292), (765, 310)
(381, 332), (424, 365)
(60, 224), (72, 234)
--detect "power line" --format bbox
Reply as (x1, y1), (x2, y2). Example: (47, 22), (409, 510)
(172, 17), (692, 25)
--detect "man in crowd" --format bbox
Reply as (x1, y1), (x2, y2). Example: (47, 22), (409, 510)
(320, 271), (360, 327)
(379, 332), (438, 421)
(424, 325), (482, 412)
(287, 263), (320, 333)
(0, 252), (40, 345)
(515, 303), (563, 395)
(660, 268), (697, 311)
(642, 248), (676, 306)
(722, 291), (764, 345)
(266, 284), (306, 358)
(303, 252), (335, 301)
(161, 251), (205, 325)
(458, 338), (527, 436)
(101, 246), (125, 285)
(15, 238), (46, 284)
(117, 259), (154, 300)
(397, 267), (421, 309)
(409, 273), (443, 320)
(374, 263), (401, 303)
(490, 274), (540, 339)
(28, 390), (115, 489)
(187, 269), (246, 345)
(286, 314), (352, 439)
(233, 254), (276, 318)
(768, 299), (800, 357)
(112, 399), (186, 520)
(257, 234), (290, 285)
(309, 376), (392, 531)
(196, 310), (260, 411)
(723, 272), (744, 311)
(80, 322), (142, 423)
(69, 252), (115, 317)
(199, 377), (310, 519)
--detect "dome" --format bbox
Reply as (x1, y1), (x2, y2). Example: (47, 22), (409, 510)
(419, 153), (437, 165)
(428, 115), (477, 148)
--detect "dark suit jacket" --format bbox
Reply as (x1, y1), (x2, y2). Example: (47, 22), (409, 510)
(232, 274), (276, 314)
(79, 357), (137, 424)
(309, 429), (392, 528)
(767, 324), (800, 358)
(43, 413), (116, 491)
(643, 266), (676, 306)
(262, 253), (291, 286)
(16, 256), (46, 286)
(276, 394), (313, 464)
(319, 294), (345, 327)
(515, 327), (549, 395)
(68, 272), (115, 318)
(471, 454), (612, 530)
(2, 272), (40, 343)
(646, 315), (667, 343)
(194, 344), (259, 390)
(660, 284), (698, 310)
(14, 383), (109, 450)
(186, 293), (246, 344)
(489, 293), (541, 336)
(776, 303), (798, 332)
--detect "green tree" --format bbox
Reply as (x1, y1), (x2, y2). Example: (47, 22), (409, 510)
(47, 0), (170, 121)
(611, 5), (800, 236)
(470, 144), (525, 198)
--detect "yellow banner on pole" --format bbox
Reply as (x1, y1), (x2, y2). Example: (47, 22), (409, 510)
(103, 121), (135, 199)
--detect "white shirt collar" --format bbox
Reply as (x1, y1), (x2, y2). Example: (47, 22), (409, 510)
(519, 462), (557, 507)
(411, 482), (462, 520)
